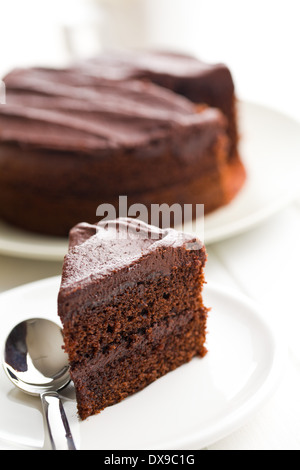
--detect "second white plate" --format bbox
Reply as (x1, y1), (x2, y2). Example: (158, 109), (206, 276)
(0, 100), (299, 259)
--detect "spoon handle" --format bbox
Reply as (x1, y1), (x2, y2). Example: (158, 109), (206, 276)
(41, 391), (76, 450)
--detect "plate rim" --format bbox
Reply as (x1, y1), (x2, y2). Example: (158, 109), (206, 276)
(0, 276), (286, 450)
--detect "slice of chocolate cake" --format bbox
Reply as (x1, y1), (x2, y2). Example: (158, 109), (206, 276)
(58, 218), (208, 420)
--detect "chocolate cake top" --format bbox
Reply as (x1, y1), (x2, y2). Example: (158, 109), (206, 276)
(78, 49), (231, 81)
(59, 218), (205, 297)
(77, 50), (235, 109)
(0, 59), (226, 152)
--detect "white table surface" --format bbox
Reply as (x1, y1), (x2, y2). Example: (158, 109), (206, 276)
(1, 0), (300, 451)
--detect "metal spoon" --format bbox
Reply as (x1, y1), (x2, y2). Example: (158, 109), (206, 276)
(2, 318), (76, 450)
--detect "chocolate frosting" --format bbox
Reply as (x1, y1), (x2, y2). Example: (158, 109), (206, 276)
(59, 218), (204, 297)
(1, 61), (225, 152)
(77, 50), (235, 119)
(77, 49), (229, 81)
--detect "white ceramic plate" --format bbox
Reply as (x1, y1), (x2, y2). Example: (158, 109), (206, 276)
(0, 276), (285, 450)
(0, 101), (299, 260)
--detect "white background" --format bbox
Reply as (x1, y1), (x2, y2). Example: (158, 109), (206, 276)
(0, 0), (300, 450)
(1, 0), (300, 120)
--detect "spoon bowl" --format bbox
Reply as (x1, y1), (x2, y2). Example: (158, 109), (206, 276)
(4, 318), (70, 395)
(2, 318), (76, 450)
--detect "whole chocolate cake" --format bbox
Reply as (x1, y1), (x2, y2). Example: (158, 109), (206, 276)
(0, 50), (246, 236)
(58, 218), (208, 420)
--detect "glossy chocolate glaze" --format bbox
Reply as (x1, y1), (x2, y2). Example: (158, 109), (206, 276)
(78, 50), (236, 148)
(1, 65), (225, 152)
(78, 49), (233, 87)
